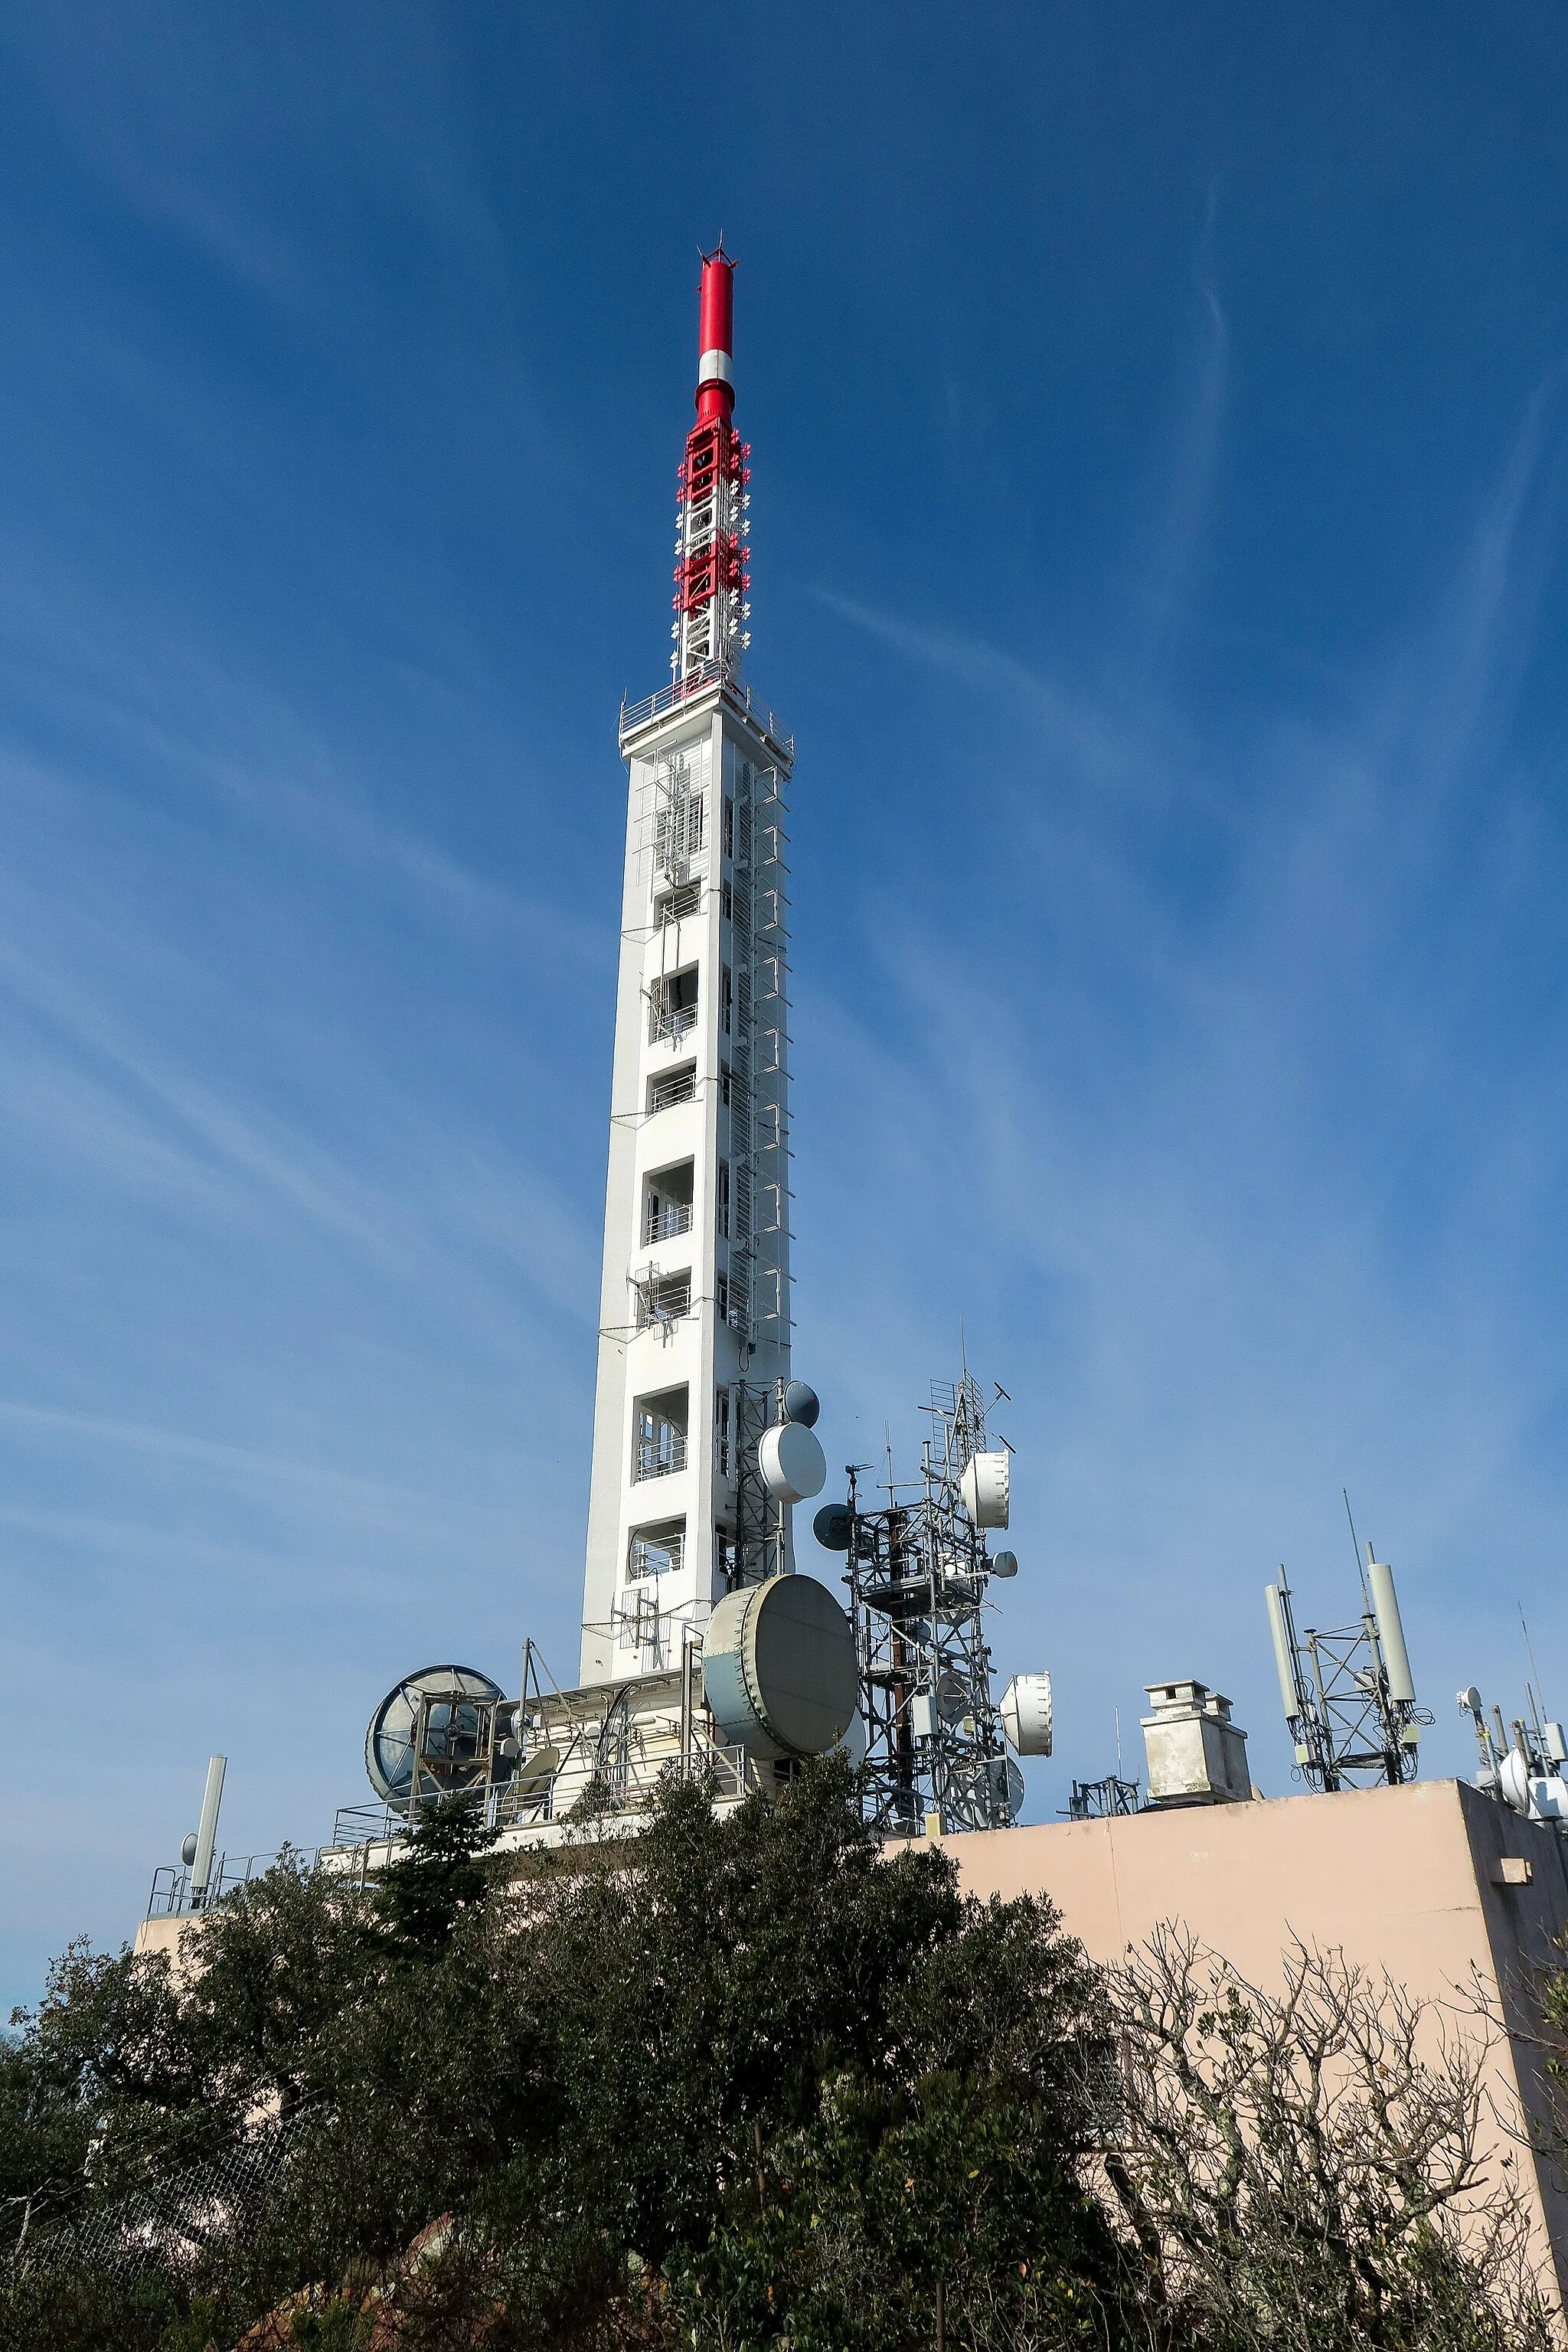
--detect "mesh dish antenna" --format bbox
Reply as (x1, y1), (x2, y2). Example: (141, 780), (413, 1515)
(365, 1664), (507, 1810)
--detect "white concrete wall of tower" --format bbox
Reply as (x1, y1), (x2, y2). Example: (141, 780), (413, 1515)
(579, 681), (795, 1685)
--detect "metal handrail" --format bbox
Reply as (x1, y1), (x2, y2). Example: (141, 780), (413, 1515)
(619, 669), (793, 760)
(635, 1433), (688, 1481)
(650, 1002), (698, 1045)
(326, 1730), (758, 1858)
(648, 1070), (696, 1113)
(629, 1535), (684, 1579)
(145, 1847), (322, 1919)
(645, 1202), (694, 1243)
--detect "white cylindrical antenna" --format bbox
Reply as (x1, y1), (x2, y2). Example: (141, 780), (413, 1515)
(191, 1754), (227, 1909)
(1367, 1556), (1416, 1706)
(1265, 1583), (1298, 1721)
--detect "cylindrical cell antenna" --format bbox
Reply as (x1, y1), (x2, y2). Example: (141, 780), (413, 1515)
(1366, 1555), (1416, 1706)
(1265, 1583), (1298, 1721)
(191, 1754), (227, 1909)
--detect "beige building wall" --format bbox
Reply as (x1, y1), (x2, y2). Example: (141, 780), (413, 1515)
(133, 1914), (194, 1965)
(931, 1778), (1568, 2298)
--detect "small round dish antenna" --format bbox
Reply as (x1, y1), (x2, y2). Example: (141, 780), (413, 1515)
(364, 1664), (508, 1810)
(782, 1380), (820, 1427)
(514, 1742), (561, 1804)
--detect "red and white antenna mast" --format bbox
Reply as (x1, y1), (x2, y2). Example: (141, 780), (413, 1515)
(671, 245), (751, 684)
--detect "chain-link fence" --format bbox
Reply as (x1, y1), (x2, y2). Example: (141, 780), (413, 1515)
(13, 2103), (312, 2289)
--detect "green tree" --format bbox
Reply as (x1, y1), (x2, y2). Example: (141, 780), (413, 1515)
(371, 1795), (499, 1961)
(5, 1760), (1557, 2352)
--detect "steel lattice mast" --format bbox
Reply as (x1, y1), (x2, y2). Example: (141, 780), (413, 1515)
(671, 247), (752, 684)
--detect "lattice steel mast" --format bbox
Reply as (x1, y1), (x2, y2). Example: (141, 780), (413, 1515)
(1264, 1550), (1430, 1790)
(826, 1374), (1021, 1835)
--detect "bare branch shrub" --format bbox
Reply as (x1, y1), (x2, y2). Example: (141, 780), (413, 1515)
(1101, 1927), (1559, 2352)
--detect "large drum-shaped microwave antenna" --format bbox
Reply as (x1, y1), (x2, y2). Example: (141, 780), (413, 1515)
(365, 1664), (505, 1808)
(960, 1450), (1010, 1529)
(702, 1574), (858, 1761)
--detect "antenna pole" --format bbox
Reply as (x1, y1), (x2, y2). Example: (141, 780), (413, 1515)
(191, 1754), (227, 1912)
(1343, 1490), (1373, 1610)
(1522, 1606), (1552, 1726)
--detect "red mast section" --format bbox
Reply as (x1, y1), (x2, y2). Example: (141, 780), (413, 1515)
(671, 245), (751, 685)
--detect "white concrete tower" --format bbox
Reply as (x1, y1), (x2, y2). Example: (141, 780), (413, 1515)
(580, 248), (795, 1684)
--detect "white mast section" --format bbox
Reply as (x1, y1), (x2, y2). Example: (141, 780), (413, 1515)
(580, 251), (795, 1684)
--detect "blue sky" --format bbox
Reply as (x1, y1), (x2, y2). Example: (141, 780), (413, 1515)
(4, 5), (1568, 2005)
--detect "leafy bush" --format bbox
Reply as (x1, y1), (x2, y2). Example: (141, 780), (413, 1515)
(1, 1762), (1557, 2352)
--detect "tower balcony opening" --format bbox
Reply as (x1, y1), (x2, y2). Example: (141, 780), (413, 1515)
(633, 1387), (688, 1482)
(644, 1158), (695, 1244)
(647, 1064), (696, 1115)
(653, 879), (702, 931)
(649, 965), (699, 1046)
(628, 1518), (684, 1582)
(635, 1269), (692, 1329)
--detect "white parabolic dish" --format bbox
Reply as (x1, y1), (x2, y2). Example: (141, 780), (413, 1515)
(760, 1419), (827, 1504)
(1001, 1672), (1053, 1757)
(959, 1449), (1010, 1529)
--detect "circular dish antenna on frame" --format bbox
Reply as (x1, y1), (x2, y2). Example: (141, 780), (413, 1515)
(364, 1664), (506, 1809)
(960, 1450), (1010, 1529)
(514, 1742), (561, 1803)
(760, 1419), (826, 1504)
(702, 1573), (858, 1761)
(812, 1502), (852, 1551)
(1001, 1671), (1053, 1756)
(1498, 1749), (1533, 1817)
(989, 1548), (1018, 1579)
(782, 1380), (820, 1427)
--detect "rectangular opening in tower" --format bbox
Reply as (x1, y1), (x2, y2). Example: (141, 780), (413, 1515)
(633, 1387), (688, 1483)
(647, 1063), (696, 1114)
(627, 1518), (684, 1581)
(648, 965), (699, 1046)
(644, 1158), (695, 1244)
(653, 879), (702, 931)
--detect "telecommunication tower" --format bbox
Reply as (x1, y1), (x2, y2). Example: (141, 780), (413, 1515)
(1264, 1545), (1429, 1790)
(580, 247), (801, 1684)
(816, 1375), (1031, 1835)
